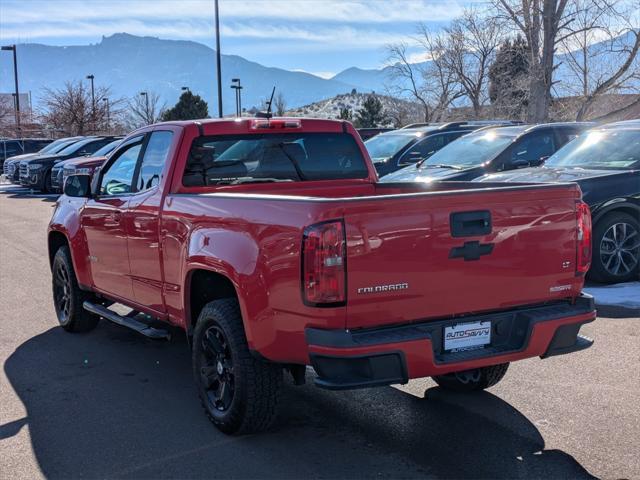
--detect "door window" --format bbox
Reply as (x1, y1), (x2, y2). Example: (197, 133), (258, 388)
(134, 131), (173, 192)
(510, 132), (556, 164)
(99, 141), (143, 196)
(399, 135), (448, 165)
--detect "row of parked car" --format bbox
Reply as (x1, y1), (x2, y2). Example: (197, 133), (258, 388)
(364, 119), (639, 285)
(2, 135), (122, 193)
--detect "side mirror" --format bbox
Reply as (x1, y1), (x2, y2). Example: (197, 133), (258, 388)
(64, 174), (92, 198)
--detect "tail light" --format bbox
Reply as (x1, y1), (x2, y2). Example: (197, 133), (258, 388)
(302, 220), (346, 306)
(576, 201), (592, 275)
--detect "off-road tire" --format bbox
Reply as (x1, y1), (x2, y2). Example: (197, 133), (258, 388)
(432, 363), (509, 392)
(589, 211), (640, 284)
(52, 246), (99, 332)
(192, 299), (282, 435)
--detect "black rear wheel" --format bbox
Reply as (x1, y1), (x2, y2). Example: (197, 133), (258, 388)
(192, 299), (282, 434)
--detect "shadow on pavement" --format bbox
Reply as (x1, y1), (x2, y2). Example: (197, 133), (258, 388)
(0, 185), (59, 202)
(4, 323), (595, 479)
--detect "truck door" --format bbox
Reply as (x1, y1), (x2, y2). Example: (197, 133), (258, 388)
(125, 129), (177, 313)
(81, 135), (144, 300)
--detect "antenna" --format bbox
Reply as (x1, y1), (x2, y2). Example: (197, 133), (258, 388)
(255, 86), (276, 119)
(266, 86), (276, 118)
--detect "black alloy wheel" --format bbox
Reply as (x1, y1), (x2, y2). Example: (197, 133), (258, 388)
(199, 325), (235, 412)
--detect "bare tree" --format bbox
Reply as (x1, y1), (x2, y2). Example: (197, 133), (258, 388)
(127, 91), (165, 128)
(385, 42), (433, 121)
(441, 9), (504, 116)
(385, 31), (462, 122)
(495, 0), (579, 122)
(417, 27), (466, 121)
(560, 0), (640, 120)
(274, 92), (287, 116)
(41, 81), (114, 135)
(384, 96), (424, 127)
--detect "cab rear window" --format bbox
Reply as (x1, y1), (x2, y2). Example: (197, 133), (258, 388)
(183, 133), (368, 186)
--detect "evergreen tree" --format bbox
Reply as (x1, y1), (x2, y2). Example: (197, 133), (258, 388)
(488, 36), (530, 119)
(354, 95), (386, 128)
(338, 107), (353, 121)
(162, 91), (209, 121)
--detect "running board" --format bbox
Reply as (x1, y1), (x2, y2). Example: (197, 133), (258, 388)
(83, 301), (171, 340)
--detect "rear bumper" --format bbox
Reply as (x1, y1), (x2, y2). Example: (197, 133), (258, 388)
(306, 294), (596, 390)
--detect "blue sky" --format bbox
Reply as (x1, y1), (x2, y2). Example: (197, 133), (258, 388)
(0, 0), (480, 77)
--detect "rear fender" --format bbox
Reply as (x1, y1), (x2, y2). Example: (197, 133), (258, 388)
(184, 227), (267, 349)
(591, 198), (640, 225)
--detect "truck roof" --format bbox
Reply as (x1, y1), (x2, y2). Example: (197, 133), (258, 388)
(143, 117), (347, 129)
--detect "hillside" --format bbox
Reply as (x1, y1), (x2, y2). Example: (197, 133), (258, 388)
(286, 92), (421, 126)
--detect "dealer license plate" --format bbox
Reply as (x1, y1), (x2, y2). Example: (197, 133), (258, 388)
(444, 321), (491, 352)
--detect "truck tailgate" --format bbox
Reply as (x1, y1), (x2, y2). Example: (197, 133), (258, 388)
(343, 184), (583, 329)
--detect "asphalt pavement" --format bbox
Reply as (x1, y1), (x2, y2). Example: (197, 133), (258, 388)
(1, 184), (639, 479)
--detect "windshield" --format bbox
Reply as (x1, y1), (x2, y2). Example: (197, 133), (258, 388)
(39, 140), (65, 154)
(364, 134), (417, 161)
(421, 130), (515, 167)
(545, 129), (640, 169)
(58, 138), (97, 155)
(93, 139), (122, 157)
(183, 132), (368, 186)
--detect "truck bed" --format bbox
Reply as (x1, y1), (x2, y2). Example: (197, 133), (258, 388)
(165, 179), (583, 339)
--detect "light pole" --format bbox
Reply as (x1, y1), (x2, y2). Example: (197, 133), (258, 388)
(102, 97), (110, 134)
(231, 78), (242, 117)
(2, 45), (20, 133)
(214, 0), (223, 118)
(86, 74), (95, 132)
(140, 91), (150, 123)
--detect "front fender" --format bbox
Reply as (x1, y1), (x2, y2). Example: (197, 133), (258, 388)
(48, 196), (92, 288)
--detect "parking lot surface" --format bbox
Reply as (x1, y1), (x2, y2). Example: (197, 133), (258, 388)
(1, 185), (639, 479)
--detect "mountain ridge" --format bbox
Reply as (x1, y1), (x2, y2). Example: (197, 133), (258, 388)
(0, 33), (370, 112)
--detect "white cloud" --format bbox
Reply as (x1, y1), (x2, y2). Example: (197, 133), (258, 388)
(0, 0), (468, 25)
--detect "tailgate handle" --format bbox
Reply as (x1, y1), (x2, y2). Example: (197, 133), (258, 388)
(450, 210), (491, 237)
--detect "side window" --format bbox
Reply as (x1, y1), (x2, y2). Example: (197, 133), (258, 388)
(79, 139), (112, 156)
(557, 129), (581, 147)
(399, 135), (448, 165)
(134, 131), (173, 192)
(510, 132), (555, 164)
(99, 142), (143, 196)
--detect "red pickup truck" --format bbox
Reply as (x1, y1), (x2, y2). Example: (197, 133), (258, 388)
(49, 118), (596, 434)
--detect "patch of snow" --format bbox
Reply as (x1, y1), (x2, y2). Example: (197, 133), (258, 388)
(584, 281), (640, 309)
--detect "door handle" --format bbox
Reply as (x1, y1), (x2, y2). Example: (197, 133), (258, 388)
(111, 211), (122, 223)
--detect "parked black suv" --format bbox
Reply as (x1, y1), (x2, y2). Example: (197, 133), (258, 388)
(380, 122), (592, 182)
(1, 138), (52, 167)
(476, 120), (640, 284)
(3, 136), (85, 183)
(366, 121), (516, 177)
(19, 136), (115, 192)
